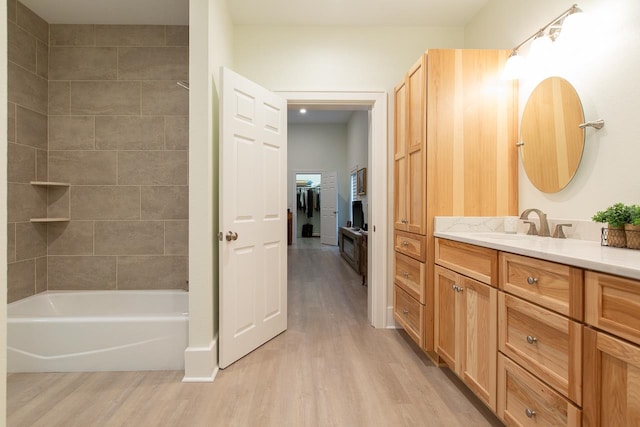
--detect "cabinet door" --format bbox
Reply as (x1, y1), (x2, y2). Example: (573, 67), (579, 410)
(393, 79), (408, 231)
(434, 265), (458, 368)
(406, 55), (426, 235)
(584, 327), (640, 427)
(460, 276), (497, 411)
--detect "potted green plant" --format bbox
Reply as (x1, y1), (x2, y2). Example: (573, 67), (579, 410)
(626, 204), (640, 249)
(592, 202), (631, 248)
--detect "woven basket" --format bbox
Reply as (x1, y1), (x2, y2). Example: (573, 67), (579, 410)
(607, 226), (627, 248)
(625, 225), (640, 250)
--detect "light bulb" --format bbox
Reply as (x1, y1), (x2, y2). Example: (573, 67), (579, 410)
(502, 53), (525, 80)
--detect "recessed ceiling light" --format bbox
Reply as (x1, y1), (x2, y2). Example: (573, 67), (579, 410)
(299, 108), (307, 114)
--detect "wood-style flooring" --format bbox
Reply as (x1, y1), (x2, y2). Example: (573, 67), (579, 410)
(7, 238), (502, 427)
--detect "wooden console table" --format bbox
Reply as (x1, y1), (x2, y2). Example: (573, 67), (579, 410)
(339, 227), (367, 279)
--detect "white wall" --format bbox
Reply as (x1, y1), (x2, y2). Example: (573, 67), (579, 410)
(466, 0), (640, 219)
(185, 0), (233, 382)
(288, 124), (349, 232)
(0, 0), (8, 418)
(234, 26), (464, 91)
(347, 111), (369, 224)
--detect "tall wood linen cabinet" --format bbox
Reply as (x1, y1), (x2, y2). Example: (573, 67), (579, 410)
(393, 49), (518, 359)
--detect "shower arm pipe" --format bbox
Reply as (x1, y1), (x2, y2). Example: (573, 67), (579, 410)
(177, 81), (189, 91)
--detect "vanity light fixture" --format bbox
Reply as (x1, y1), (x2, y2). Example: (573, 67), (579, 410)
(502, 4), (583, 80)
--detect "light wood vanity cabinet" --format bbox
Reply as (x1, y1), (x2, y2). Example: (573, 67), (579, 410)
(435, 240), (498, 411)
(392, 49), (518, 356)
(583, 270), (640, 427)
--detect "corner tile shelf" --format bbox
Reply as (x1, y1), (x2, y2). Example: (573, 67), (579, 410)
(30, 181), (70, 187)
(30, 181), (71, 223)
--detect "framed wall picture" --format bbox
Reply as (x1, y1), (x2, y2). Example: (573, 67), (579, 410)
(357, 168), (367, 195)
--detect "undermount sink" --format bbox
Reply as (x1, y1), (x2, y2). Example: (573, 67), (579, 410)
(471, 232), (535, 241)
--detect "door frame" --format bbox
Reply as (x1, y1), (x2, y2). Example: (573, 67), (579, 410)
(280, 91), (388, 328)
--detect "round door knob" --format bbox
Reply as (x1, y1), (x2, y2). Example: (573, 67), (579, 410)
(525, 408), (536, 418)
(527, 276), (539, 285)
(225, 231), (238, 241)
(526, 335), (538, 344)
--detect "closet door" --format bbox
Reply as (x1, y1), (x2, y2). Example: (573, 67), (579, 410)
(321, 171), (338, 245)
(394, 78), (408, 231)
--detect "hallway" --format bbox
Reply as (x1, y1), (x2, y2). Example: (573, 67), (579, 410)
(7, 239), (500, 426)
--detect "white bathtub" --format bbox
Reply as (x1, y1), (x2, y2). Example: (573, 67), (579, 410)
(7, 290), (188, 373)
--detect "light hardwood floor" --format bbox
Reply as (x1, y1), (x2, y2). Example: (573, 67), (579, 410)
(7, 238), (502, 427)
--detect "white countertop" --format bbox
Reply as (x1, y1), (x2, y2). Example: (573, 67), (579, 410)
(434, 230), (640, 281)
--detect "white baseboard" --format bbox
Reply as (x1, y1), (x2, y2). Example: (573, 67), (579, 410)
(182, 339), (218, 383)
(386, 305), (399, 329)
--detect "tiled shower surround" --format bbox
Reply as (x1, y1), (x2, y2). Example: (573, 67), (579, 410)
(7, 0), (189, 302)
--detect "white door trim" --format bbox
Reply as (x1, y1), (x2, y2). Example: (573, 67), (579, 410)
(280, 91), (388, 329)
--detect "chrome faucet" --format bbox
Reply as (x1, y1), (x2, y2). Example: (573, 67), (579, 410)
(519, 208), (551, 237)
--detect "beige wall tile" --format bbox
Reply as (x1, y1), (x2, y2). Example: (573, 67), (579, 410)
(50, 24), (96, 46)
(8, 21), (37, 72)
(48, 256), (117, 290)
(117, 256), (187, 290)
(36, 40), (48, 79)
(164, 116), (188, 150)
(49, 81), (70, 115)
(70, 81), (140, 115)
(36, 256), (47, 293)
(50, 47), (117, 80)
(118, 151), (188, 185)
(8, 0), (17, 23)
(118, 47), (188, 80)
(71, 186), (140, 220)
(49, 151), (117, 184)
(8, 259), (35, 302)
(8, 102), (16, 142)
(166, 26), (189, 46)
(47, 186), (70, 219)
(95, 116), (163, 150)
(49, 116), (95, 150)
(8, 142), (36, 183)
(48, 221), (94, 255)
(8, 183), (46, 222)
(141, 186), (188, 219)
(17, 2), (48, 44)
(15, 222), (47, 260)
(94, 221), (164, 255)
(95, 25), (165, 47)
(16, 105), (47, 150)
(8, 223), (16, 263)
(8, 62), (48, 114)
(165, 221), (188, 255)
(36, 149), (48, 181)
(141, 81), (188, 116)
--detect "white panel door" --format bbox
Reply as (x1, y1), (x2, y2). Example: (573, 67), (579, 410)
(320, 171), (338, 245)
(219, 67), (287, 369)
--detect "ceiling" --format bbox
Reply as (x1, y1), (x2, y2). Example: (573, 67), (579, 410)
(288, 110), (356, 125)
(20, 0), (487, 26)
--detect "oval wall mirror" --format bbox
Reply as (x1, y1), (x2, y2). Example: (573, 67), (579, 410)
(520, 77), (586, 193)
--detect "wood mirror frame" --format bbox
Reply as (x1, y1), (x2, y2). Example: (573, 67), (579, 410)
(520, 77), (586, 193)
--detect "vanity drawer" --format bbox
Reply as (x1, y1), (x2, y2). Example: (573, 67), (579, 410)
(499, 293), (582, 405)
(499, 252), (584, 320)
(498, 354), (582, 427)
(394, 284), (424, 347)
(435, 238), (498, 286)
(394, 230), (426, 262)
(585, 270), (640, 346)
(394, 252), (426, 303)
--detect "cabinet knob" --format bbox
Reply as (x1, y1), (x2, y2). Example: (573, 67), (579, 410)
(527, 276), (539, 285)
(525, 408), (536, 418)
(402, 241), (409, 247)
(402, 309), (409, 315)
(526, 335), (538, 344)
(451, 284), (457, 291)
(402, 271), (409, 278)
(456, 286), (463, 293)
(401, 218), (408, 224)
